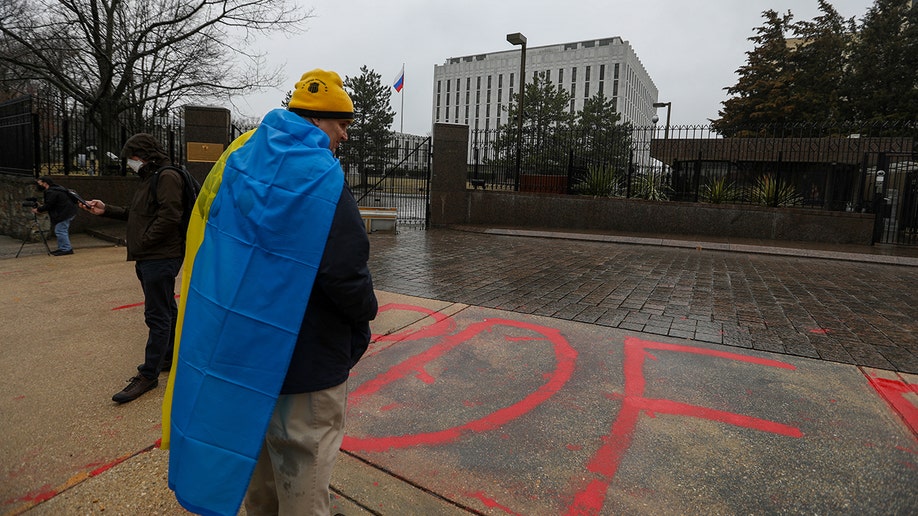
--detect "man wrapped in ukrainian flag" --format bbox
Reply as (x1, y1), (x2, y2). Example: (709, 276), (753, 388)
(161, 69), (378, 516)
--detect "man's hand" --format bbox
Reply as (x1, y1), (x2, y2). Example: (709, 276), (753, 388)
(83, 199), (106, 216)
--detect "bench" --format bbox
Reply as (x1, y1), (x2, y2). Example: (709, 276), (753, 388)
(358, 207), (397, 233)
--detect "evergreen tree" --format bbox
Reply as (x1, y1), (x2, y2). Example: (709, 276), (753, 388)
(712, 10), (797, 136)
(790, 0), (855, 124)
(842, 0), (918, 123)
(341, 65), (396, 188)
(576, 92), (632, 179)
(493, 71), (574, 173)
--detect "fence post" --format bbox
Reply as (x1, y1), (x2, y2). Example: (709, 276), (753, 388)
(168, 128), (176, 165)
(626, 150), (634, 199)
(693, 155), (702, 202)
(120, 126), (128, 176)
(63, 117), (71, 176)
(566, 148), (575, 195)
(32, 113), (41, 178)
(872, 152), (888, 244)
(773, 151), (783, 207)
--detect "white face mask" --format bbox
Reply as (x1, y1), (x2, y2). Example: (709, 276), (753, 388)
(126, 158), (144, 173)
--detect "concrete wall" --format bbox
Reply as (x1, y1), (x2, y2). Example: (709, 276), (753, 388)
(429, 123), (875, 245)
(0, 174), (139, 240)
(464, 191), (874, 244)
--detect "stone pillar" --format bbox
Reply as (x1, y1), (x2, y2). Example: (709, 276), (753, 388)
(183, 106), (232, 183)
(429, 123), (469, 226)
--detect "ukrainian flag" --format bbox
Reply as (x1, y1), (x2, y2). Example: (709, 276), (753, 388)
(161, 109), (344, 516)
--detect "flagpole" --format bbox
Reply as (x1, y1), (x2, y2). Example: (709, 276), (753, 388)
(400, 63), (405, 134)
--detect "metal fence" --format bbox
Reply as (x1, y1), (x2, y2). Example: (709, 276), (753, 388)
(341, 135), (432, 227)
(0, 95), (187, 177)
(468, 122), (918, 245)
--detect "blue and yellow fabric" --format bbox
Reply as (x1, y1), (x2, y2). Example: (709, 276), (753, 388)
(161, 108), (344, 516)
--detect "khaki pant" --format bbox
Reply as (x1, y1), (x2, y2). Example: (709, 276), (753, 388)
(244, 381), (348, 516)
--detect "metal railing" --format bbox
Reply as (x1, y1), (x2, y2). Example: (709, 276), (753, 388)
(0, 95), (185, 177)
(341, 136), (432, 228)
(468, 122), (916, 208)
(468, 122), (918, 245)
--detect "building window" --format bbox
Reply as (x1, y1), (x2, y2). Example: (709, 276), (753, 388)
(599, 64), (605, 96)
(570, 67), (577, 105)
(584, 66), (591, 98)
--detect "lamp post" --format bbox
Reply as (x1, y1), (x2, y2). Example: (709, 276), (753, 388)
(507, 32), (527, 191)
(652, 101), (671, 140)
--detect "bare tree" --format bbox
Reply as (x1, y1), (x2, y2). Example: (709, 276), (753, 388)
(0, 0), (310, 159)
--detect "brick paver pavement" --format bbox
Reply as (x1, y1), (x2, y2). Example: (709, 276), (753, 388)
(368, 228), (918, 373)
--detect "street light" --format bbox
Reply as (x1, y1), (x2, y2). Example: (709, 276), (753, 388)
(507, 32), (527, 190)
(652, 101), (671, 140)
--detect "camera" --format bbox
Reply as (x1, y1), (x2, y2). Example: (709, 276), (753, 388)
(21, 197), (39, 208)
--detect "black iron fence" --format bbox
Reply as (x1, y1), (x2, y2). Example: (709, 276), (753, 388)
(469, 122), (918, 245)
(341, 135), (432, 227)
(0, 95), (187, 177)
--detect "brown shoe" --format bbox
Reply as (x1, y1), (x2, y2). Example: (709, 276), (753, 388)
(112, 375), (158, 404)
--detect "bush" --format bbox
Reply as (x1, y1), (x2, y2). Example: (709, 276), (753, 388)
(701, 176), (737, 204)
(573, 164), (624, 197)
(750, 174), (802, 207)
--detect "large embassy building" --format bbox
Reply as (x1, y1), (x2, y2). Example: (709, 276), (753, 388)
(432, 36), (659, 132)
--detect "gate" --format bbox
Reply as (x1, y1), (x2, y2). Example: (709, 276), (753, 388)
(344, 136), (431, 229)
(873, 151), (918, 246)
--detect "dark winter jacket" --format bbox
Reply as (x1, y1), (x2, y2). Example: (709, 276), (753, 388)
(39, 186), (78, 225)
(281, 184), (378, 394)
(102, 163), (185, 261)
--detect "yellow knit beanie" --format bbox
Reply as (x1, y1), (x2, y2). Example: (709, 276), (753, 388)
(288, 69), (354, 120)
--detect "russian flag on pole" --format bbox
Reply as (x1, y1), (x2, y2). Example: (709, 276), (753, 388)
(393, 65), (405, 92)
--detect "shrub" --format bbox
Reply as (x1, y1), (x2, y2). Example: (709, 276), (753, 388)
(750, 174), (802, 207)
(701, 176), (737, 204)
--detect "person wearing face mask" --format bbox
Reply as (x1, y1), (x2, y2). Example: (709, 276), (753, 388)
(32, 176), (79, 255)
(161, 69), (378, 516)
(82, 134), (186, 404)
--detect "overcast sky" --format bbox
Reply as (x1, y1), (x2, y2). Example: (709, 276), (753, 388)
(231, 0), (877, 135)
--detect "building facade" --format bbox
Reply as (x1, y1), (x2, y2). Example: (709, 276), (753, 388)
(432, 36), (659, 133)
(390, 131), (429, 174)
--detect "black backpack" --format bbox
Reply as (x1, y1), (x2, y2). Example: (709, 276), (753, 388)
(150, 165), (201, 237)
(47, 185), (83, 207)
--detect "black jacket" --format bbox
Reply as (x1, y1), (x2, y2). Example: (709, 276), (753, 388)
(102, 164), (185, 261)
(39, 186), (78, 225)
(281, 185), (378, 394)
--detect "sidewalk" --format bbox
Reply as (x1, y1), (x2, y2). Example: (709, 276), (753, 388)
(451, 225), (918, 267)
(1, 230), (916, 515)
(15, 221), (917, 266)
